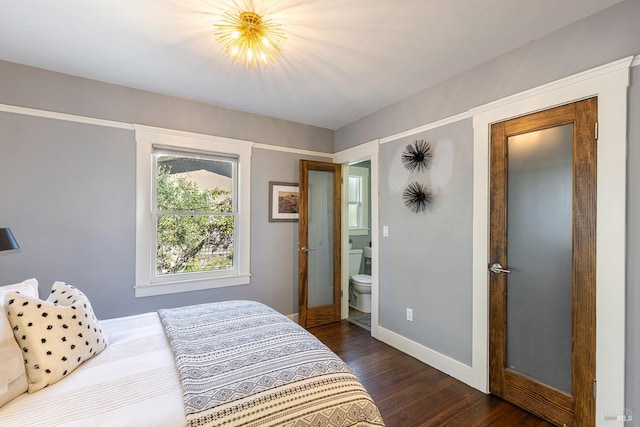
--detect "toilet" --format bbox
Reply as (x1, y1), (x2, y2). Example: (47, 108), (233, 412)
(349, 247), (372, 313)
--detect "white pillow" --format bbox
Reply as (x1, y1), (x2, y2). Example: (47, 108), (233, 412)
(5, 282), (108, 393)
(0, 278), (38, 407)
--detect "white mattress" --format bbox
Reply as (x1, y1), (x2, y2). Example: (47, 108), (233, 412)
(0, 312), (186, 427)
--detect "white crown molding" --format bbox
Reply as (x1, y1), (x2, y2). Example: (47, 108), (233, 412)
(470, 55), (634, 119)
(333, 139), (378, 164)
(0, 103), (133, 130)
(0, 103), (331, 157)
(3, 52), (636, 158)
(366, 55), (638, 148)
(133, 124), (254, 149)
(253, 142), (331, 158)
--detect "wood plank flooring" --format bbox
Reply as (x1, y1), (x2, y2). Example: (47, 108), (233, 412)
(308, 320), (554, 427)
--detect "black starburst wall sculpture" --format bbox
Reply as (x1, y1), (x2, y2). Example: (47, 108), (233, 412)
(401, 139), (433, 173)
(403, 181), (433, 213)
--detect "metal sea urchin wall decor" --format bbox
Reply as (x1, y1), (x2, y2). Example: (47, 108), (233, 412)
(401, 139), (433, 173)
(403, 181), (433, 213)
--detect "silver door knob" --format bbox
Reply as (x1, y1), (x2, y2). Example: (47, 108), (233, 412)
(300, 246), (309, 253)
(490, 263), (512, 274)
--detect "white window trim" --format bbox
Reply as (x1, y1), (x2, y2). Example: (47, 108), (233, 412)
(134, 125), (253, 297)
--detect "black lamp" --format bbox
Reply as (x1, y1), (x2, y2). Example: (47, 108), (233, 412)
(0, 228), (19, 251)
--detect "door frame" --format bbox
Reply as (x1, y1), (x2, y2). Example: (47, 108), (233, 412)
(334, 140), (380, 338)
(471, 57), (630, 423)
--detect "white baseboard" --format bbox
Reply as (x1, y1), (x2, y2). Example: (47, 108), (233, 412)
(294, 315), (483, 392)
(376, 326), (482, 392)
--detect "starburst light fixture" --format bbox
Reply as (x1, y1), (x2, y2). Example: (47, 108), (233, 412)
(215, 8), (285, 67)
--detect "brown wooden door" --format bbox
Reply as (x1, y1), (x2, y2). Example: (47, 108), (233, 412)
(489, 98), (597, 426)
(298, 160), (342, 328)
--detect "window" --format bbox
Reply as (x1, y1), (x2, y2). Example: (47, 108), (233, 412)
(348, 175), (363, 227)
(154, 150), (236, 277)
(135, 126), (252, 297)
(348, 165), (369, 236)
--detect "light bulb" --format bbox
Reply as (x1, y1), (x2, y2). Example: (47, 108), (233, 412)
(216, 9), (285, 67)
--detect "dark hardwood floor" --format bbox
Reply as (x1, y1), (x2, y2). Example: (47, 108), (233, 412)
(308, 320), (554, 427)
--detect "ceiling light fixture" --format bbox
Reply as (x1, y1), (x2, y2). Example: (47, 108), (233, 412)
(216, 8), (285, 68)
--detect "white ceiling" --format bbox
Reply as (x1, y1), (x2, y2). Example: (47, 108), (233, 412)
(0, 0), (624, 130)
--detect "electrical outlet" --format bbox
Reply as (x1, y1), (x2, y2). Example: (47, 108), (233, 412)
(406, 308), (413, 322)
(383, 225), (389, 237)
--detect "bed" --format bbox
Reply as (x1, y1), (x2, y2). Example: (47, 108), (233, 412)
(0, 280), (384, 426)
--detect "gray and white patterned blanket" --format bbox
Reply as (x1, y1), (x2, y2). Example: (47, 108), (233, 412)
(158, 300), (384, 427)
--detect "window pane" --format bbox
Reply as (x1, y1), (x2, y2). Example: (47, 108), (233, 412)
(156, 154), (233, 213)
(156, 215), (234, 275)
(348, 175), (363, 228)
(348, 204), (359, 228)
(348, 176), (360, 203)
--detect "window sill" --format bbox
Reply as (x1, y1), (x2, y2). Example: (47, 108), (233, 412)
(134, 273), (251, 297)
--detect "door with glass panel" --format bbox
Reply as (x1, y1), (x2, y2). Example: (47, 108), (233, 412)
(489, 98), (597, 426)
(298, 160), (341, 328)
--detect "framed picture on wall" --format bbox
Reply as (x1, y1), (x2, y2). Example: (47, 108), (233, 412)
(269, 182), (299, 222)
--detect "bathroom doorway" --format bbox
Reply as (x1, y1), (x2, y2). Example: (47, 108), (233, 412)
(335, 140), (380, 337)
(346, 160), (372, 331)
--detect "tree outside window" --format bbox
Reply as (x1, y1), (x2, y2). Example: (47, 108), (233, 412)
(154, 152), (237, 277)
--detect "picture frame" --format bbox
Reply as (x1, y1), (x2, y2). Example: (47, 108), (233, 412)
(269, 182), (299, 222)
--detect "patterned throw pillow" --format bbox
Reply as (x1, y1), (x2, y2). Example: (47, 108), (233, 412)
(5, 282), (108, 393)
(0, 278), (38, 406)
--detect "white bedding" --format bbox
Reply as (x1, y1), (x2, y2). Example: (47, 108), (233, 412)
(0, 312), (186, 427)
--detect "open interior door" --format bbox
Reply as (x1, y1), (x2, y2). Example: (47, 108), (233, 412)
(298, 160), (341, 328)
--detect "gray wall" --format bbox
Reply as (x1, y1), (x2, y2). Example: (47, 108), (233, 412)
(0, 61), (333, 153)
(336, 0), (640, 150)
(0, 61), (332, 319)
(336, 0), (640, 421)
(379, 120), (473, 364)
